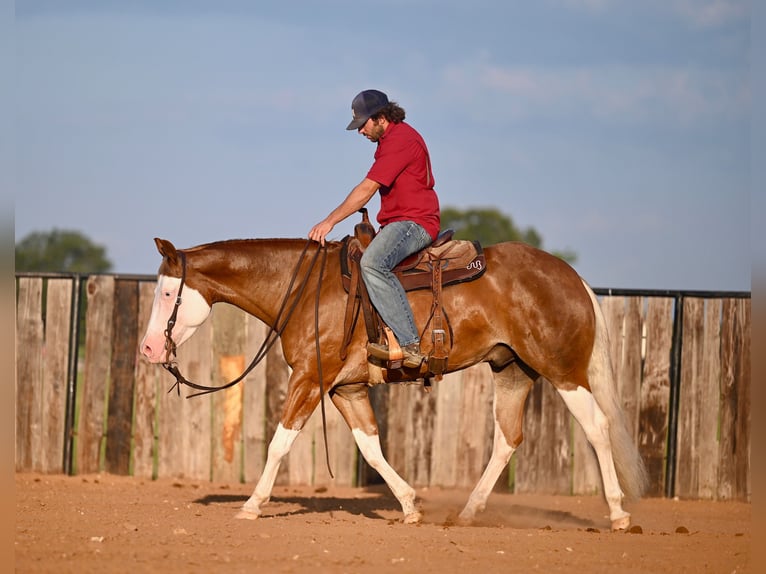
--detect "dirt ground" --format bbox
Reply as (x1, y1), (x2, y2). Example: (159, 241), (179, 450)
(15, 473), (751, 573)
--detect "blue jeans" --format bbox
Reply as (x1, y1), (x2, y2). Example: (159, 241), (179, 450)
(360, 221), (433, 347)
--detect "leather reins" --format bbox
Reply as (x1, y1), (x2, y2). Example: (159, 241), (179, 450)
(160, 241), (334, 476)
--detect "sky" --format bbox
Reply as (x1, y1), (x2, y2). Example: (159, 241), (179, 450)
(13, 0), (752, 292)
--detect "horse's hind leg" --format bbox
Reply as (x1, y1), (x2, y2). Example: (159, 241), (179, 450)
(331, 384), (421, 524)
(458, 362), (533, 525)
(556, 386), (631, 530)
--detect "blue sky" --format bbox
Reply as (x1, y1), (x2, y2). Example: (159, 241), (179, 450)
(13, 0), (751, 291)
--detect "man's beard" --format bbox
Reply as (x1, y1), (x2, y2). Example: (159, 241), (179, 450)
(366, 121), (386, 142)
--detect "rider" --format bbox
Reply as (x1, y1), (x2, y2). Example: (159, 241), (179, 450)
(309, 89), (441, 369)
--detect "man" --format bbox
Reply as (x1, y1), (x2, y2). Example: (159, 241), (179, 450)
(309, 89), (440, 369)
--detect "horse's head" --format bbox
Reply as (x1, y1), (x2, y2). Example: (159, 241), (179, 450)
(140, 238), (212, 363)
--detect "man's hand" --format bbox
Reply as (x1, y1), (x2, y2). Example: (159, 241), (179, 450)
(309, 220), (334, 246)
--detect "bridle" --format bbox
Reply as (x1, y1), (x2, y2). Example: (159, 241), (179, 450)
(160, 241), (333, 474)
(161, 251), (187, 368)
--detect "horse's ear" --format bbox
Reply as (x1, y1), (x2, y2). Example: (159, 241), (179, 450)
(154, 238), (178, 264)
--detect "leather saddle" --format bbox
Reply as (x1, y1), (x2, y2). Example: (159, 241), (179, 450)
(339, 209), (486, 381)
(341, 230), (486, 293)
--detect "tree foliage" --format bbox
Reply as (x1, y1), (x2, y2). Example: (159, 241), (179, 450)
(15, 229), (113, 273)
(441, 206), (576, 263)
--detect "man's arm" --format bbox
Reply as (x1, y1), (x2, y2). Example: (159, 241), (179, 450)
(308, 178), (380, 245)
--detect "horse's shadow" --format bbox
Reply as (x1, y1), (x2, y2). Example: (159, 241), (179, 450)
(193, 488), (598, 528)
(193, 488), (401, 520)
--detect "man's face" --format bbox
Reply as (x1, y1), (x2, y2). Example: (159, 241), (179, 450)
(358, 117), (386, 142)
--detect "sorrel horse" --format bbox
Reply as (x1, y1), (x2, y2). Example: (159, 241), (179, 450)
(140, 236), (647, 530)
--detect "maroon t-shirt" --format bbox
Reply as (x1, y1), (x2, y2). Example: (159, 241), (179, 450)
(366, 121), (440, 240)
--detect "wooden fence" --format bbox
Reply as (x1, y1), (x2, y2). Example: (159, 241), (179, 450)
(15, 275), (751, 501)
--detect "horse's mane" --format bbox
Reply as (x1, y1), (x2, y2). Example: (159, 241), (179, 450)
(182, 237), (344, 254)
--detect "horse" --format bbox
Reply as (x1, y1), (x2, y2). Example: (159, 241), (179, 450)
(140, 235), (648, 530)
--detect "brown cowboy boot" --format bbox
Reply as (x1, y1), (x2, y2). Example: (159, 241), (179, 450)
(367, 342), (425, 369)
(401, 343), (426, 369)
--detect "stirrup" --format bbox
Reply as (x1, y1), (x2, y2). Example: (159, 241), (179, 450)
(366, 342), (424, 369)
(367, 342), (400, 361)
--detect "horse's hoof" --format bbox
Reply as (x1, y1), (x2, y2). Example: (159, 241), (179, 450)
(403, 511), (422, 524)
(611, 515), (631, 531)
(235, 509), (261, 520)
(455, 513), (474, 527)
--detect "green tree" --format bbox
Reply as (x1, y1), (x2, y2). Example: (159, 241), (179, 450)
(441, 206), (576, 263)
(15, 229), (113, 273)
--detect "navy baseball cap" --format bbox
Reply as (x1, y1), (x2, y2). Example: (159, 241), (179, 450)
(346, 89), (389, 130)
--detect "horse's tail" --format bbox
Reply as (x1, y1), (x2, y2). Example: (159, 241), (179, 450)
(582, 280), (649, 500)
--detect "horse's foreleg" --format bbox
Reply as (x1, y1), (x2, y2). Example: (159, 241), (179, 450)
(556, 386), (631, 530)
(236, 422), (300, 520)
(331, 385), (421, 523)
(458, 364), (533, 525)
(237, 381), (320, 520)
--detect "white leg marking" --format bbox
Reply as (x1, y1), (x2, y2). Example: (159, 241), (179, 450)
(236, 424), (300, 520)
(557, 386), (631, 530)
(352, 429), (421, 523)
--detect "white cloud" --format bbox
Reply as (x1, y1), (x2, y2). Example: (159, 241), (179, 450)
(547, 0), (749, 29)
(441, 58), (748, 128)
(553, 0), (615, 13)
(670, 0), (750, 29)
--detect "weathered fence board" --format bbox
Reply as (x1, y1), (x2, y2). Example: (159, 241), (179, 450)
(676, 297), (704, 498)
(717, 298), (751, 500)
(14, 275), (751, 502)
(697, 299), (722, 499)
(42, 279), (74, 473)
(76, 275), (115, 474)
(638, 297), (673, 496)
(674, 297), (752, 500)
(15, 278), (44, 472)
(15, 278), (73, 474)
(106, 279), (139, 474)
